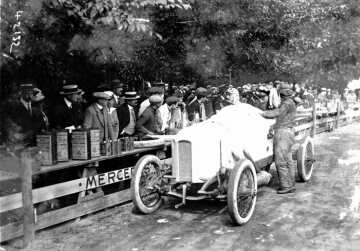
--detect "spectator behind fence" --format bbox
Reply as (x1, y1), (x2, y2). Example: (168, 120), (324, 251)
(111, 79), (125, 108)
(5, 82), (39, 146)
(157, 96), (180, 133)
(138, 86), (164, 117)
(136, 94), (163, 135)
(83, 92), (115, 142)
(32, 88), (50, 132)
(187, 87), (208, 122)
(104, 91), (120, 139)
(50, 85), (84, 130)
(117, 91), (140, 137)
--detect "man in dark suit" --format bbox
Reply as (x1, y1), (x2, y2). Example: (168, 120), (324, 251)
(187, 87), (208, 122)
(5, 83), (39, 146)
(117, 91), (140, 137)
(50, 85), (84, 130)
(111, 79), (125, 108)
(136, 95), (163, 135)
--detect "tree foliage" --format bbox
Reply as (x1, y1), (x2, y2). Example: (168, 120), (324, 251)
(1, 0), (360, 102)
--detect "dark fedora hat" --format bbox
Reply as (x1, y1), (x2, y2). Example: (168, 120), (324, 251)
(124, 91), (140, 100)
(110, 79), (124, 89)
(60, 85), (82, 95)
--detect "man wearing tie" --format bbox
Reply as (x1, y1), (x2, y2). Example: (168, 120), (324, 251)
(5, 82), (39, 146)
(50, 85), (84, 130)
(111, 79), (125, 108)
(83, 92), (115, 142)
(117, 91), (140, 137)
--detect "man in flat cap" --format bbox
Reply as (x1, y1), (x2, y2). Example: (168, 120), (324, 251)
(261, 83), (297, 194)
(136, 95), (163, 135)
(5, 82), (40, 146)
(83, 92), (115, 142)
(138, 86), (164, 117)
(157, 96), (180, 133)
(187, 87), (208, 122)
(50, 85), (84, 130)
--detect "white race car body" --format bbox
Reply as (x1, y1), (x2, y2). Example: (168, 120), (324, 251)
(171, 103), (275, 183)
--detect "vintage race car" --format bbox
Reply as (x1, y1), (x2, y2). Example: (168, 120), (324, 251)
(131, 103), (315, 225)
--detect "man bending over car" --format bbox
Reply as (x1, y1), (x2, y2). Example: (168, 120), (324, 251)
(261, 83), (297, 194)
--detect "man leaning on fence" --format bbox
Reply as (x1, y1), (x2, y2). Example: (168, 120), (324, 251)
(261, 83), (297, 194)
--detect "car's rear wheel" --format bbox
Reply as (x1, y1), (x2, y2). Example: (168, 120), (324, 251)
(227, 159), (257, 225)
(297, 136), (314, 182)
(131, 155), (163, 214)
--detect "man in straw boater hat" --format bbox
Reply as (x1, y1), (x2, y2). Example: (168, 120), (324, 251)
(117, 91), (140, 138)
(5, 82), (40, 146)
(261, 83), (297, 194)
(50, 85), (84, 130)
(83, 91), (115, 143)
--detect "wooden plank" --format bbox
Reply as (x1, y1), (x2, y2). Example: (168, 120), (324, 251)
(0, 159), (170, 213)
(0, 143), (171, 182)
(20, 149), (35, 248)
(312, 103), (316, 137)
(0, 189), (131, 242)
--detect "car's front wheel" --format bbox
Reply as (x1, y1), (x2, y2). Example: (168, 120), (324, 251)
(227, 159), (257, 225)
(131, 155), (163, 214)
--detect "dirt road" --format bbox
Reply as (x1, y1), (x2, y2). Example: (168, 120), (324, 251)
(3, 123), (360, 251)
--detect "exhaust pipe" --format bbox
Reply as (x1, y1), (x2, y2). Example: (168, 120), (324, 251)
(256, 171), (272, 187)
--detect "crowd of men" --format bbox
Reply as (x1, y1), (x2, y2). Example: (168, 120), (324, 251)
(2, 79), (359, 148)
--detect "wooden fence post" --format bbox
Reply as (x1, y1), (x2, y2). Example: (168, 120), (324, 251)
(312, 103), (316, 137)
(20, 148), (35, 248)
(336, 102), (341, 129)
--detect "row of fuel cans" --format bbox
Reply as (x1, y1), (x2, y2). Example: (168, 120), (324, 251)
(36, 129), (135, 166)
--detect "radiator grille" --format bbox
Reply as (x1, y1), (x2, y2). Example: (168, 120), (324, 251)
(178, 140), (192, 181)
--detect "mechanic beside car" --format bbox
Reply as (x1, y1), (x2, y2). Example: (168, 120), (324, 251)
(261, 83), (297, 194)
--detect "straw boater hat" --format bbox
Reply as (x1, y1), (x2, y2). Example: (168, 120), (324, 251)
(103, 91), (114, 99)
(93, 92), (111, 100)
(20, 83), (36, 91)
(124, 91), (140, 99)
(60, 85), (82, 95)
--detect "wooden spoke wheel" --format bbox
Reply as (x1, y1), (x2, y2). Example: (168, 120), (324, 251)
(227, 159), (257, 225)
(297, 137), (315, 182)
(131, 155), (163, 214)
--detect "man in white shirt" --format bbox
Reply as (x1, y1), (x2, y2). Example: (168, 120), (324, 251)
(269, 82), (281, 109)
(157, 96), (180, 133)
